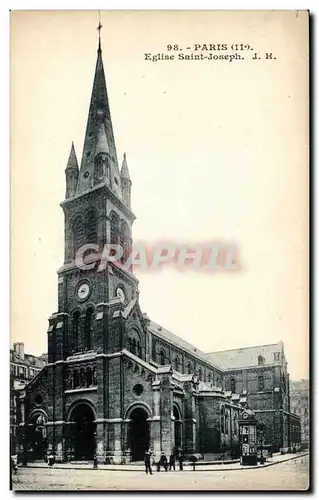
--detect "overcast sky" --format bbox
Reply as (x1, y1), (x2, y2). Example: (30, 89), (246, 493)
(11, 11), (308, 379)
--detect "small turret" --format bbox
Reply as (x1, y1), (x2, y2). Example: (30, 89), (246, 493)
(65, 142), (79, 198)
(120, 153), (132, 207)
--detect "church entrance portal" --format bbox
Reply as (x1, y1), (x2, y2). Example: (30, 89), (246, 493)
(129, 408), (150, 461)
(70, 404), (96, 460)
(28, 413), (47, 460)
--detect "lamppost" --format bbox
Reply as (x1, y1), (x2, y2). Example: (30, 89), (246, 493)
(93, 431), (98, 469)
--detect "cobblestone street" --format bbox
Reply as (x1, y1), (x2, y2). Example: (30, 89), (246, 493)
(12, 454), (309, 491)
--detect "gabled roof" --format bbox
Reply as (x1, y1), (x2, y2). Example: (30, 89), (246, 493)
(206, 342), (284, 370)
(148, 320), (222, 372)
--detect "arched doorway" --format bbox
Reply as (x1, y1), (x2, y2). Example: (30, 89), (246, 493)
(173, 405), (182, 452)
(129, 407), (150, 461)
(70, 403), (96, 460)
(28, 413), (47, 460)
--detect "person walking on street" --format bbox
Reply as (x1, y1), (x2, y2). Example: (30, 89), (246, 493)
(158, 452), (168, 472)
(47, 451), (54, 467)
(144, 449), (153, 475)
(169, 453), (176, 471)
(11, 455), (17, 475)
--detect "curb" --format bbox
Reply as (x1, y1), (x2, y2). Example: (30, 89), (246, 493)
(20, 452), (308, 473)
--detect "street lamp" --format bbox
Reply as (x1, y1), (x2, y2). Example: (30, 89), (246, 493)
(93, 432), (98, 469)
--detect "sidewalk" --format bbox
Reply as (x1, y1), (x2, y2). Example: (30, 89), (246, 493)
(22, 451), (308, 472)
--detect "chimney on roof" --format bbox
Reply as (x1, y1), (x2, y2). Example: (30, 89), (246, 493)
(13, 342), (25, 360)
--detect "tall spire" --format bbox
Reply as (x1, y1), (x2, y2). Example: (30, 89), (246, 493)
(77, 25), (120, 194)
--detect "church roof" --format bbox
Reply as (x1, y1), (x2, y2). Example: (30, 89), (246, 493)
(148, 320), (222, 372)
(148, 319), (285, 373)
(205, 341), (284, 370)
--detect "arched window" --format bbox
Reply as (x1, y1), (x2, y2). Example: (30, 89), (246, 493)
(85, 209), (98, 244)
(230, 377), (236, 393)
(225, 411), (230, 435)
(73, 370), (80, 388)
(216, 377), (220, 387)
(132, 339), (137, 355)
(86, 367), (93, 387)
(80, 368), (85, 387)
(136, 341), (142, 358)
(127, 337), (132, 352)
(119, 220), (131, 263)
(258, 355), (265, 366)
(187, 362), (193, 375)
(233, 413), (238, 436)
(220, 406), (225, 434)
(92, 367), (97, 385)
(73, 311), (81, 353)
(72, 215), (84, 254)
(198, 368), (203, 381)
(160, 349), (165, 366)
(84, 307), (94, 350)
(110, 211), (120, 245)
(174, 356), (180, 372)
(208, 372), (212, 383)
(258, 375), (264, 391)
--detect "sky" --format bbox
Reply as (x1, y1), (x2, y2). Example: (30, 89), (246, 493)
(10, 10), (308, 379)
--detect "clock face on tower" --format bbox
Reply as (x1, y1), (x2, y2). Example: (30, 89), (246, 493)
(77, 282), (91, 301)
(116, 286), (126, 304)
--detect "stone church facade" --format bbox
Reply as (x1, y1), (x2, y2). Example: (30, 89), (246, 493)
(18, 37), (300, 464)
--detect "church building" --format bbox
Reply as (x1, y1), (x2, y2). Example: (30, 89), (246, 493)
(18, 33), (300, 464)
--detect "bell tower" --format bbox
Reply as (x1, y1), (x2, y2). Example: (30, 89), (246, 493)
(48, 31), (138, 362)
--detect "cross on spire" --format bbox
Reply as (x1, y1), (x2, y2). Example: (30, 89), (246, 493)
(97, 12), (103, 51)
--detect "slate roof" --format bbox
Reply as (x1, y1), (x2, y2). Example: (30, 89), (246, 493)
(10, 350), (47, 369)
(148, 320), (222, 371)
(205, 342), (284, 370)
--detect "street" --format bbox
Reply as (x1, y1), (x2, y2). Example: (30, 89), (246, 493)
(12, 454), (309, 491)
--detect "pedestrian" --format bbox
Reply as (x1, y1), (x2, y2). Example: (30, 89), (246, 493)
(158, 452), (168, 472)
(163, 453), (168, 472)
(144, 449), (153, 475)
(47, 451), (54, 467)
(191, 455), (197, 471)
(93, 453), (98, 469)
(11, 455), (17, 475)
(169, 453), (176, 471)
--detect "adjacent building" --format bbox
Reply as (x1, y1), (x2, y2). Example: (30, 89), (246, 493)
(290, 379), (309, 449)
(10, 343), (47, 454)
(15, 33), (300, 464)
